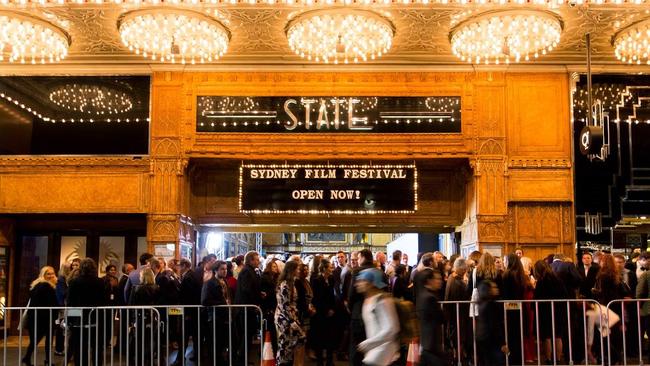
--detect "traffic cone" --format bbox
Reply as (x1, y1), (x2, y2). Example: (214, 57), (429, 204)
(262, 331), (276, 366)
(406, 338), (420, 366)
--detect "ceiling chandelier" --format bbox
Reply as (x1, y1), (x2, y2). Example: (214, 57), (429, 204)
(450, 10), (562, 64)
(118, 8), (230, 64)
(613, 18), (650, 65)
(49, 84), (133, 115)
(0, 11), (69, 64)
(286, 9), (394, 64)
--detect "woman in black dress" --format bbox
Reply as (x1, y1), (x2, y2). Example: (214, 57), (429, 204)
(22, 266), (58, 366)
(533, 260), (569, 364)
(261, 258), (280, 353)
(310, 258), (337, 366)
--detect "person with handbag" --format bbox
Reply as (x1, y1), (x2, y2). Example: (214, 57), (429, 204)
(22, 266), (58, 366)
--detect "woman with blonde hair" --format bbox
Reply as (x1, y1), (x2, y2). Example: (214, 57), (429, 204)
(467, 252), (501, 294)
(22, 266), (58, 366)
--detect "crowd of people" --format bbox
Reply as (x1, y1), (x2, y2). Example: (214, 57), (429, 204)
(19, 247), (650, 366)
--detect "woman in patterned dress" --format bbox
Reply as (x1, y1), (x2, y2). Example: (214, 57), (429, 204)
(275, 260), (306, 365)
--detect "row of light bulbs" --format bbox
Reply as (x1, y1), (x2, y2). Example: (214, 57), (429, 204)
(1, 0), (649, 4)
(2, 7), (650, 65)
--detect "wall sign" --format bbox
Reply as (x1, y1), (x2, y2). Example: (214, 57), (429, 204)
(197, 96), (461, 133)
(239, 163), (417, 214)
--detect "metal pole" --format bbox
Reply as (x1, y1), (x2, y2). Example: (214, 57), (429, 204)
(583, 301), (588, 366)
(638, 301), (643, 366)
(229, 307), (233, 366)
(456, 302), (462, 366)
(586, 33), (593, 127)
(551, 301), (557, 366)
(567, 302), (573, 365)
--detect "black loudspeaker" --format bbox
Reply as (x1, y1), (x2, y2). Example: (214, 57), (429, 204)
(579, 125), (604, 156)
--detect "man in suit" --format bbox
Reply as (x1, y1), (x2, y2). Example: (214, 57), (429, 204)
(173, 258), (201, 366)
(333, 251), (351, 361)
(551, 254), (581, 298)
(417, 269), (446, 366)
(123, 252), (153, 303)
(234, 251), (263, 364)
(577, 252), (600, 299)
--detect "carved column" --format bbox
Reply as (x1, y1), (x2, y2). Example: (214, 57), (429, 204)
(147, 72), (194, 257)
(461, 140), (508, 255)
(460, 78), (509, 256)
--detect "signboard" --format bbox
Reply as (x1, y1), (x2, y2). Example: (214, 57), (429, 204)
(239, 163), (417, 214)
(197, 96), (461, 133)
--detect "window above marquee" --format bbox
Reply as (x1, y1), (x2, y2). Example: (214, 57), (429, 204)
(0, 76), (150, 155)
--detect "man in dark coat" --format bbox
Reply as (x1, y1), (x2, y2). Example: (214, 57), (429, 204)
(333, 251), (352, 361)
(347, 249), (374, 366)
(123, 252), (153, 303)
(173, 258), (201, 366)
(551, 254), (581, 298)
(67, 258), (106, 366)
(234, 251), (263, 364)
(417, 269), (446, 366)
(577, 252), (600, 299)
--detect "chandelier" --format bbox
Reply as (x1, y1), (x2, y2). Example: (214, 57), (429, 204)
(118, 8), (230, 64)
(49, 84), (133, 115)
(450, 10), (562, 64)
(286, 9), (394, 64)
(613, 18), (650, 65)
(0, 11), (69, 64)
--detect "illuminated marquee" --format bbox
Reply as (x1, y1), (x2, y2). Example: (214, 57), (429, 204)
(197, 96), (461, 133)
(239, 163), (418, 214)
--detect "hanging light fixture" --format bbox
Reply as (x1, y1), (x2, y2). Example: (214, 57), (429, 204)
(285, 9), (395, 64)
(49, 84), (133, 115)
(118, 8), (230, 64)
(613, 18), (650, 65)
(0, 11), (70, 64)
(449, 10), (562, 65)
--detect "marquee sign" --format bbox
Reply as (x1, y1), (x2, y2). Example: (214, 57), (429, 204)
(197, 96), (461, 133)
(239, 163), (418, 214)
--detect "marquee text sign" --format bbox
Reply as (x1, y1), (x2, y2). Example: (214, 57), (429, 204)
(197, 96), (461, 133)
(239, 164), (418, 214)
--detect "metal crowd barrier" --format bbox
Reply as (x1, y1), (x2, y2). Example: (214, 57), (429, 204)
(604, 299), (650, 366)
(439, 299), (606, 366)
(0, 304), (263, 366)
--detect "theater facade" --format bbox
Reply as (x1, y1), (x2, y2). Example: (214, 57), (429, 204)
(0, 0), (647, 309)
(0, 71), (573, 304)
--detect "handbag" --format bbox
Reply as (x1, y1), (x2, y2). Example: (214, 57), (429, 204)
(469, 268), (479, 318)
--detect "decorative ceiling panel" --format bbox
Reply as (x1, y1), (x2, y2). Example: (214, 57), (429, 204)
(1, 4), (650, 66)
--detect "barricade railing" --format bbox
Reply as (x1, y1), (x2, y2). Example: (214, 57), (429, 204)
(0, 304), (263, 366)
(439, 299), (605, 366)
(604, 298), (650, 366)
(1, 306), (160, 366)
(155, 305), (264, 366)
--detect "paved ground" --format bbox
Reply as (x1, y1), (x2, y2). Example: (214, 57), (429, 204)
(0, 336), (624, 366)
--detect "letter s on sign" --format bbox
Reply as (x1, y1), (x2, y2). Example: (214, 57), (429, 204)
(284, 99), (298, 131)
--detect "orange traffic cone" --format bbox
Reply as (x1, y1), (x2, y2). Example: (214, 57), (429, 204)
(262, 331), (276, 366)
(406, 338), (420, 366)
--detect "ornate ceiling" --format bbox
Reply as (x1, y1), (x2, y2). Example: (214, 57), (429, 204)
(3, 3), (650, 69)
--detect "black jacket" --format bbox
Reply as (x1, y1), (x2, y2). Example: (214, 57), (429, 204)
(129, 284), (160, 306)
(27, 282), (58, 326)
(417, 288), (445, 354)
(348, 264), (373, 321)
(551, 260), (581, 298)
(180, 269), (202, 306)
(156, 271), (180, 305)
(577, 263), (600, 299)
(234, 265), (262, 306)
(67, 275), (106, 324)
